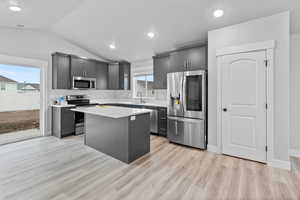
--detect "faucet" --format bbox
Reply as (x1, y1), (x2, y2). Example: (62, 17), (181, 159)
(137, 91), (146, 104)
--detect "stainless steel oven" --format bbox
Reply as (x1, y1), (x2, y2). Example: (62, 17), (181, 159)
(66, 95), (96, 135)
(73, 76), (96, 90)
(167, 70), (207, 149)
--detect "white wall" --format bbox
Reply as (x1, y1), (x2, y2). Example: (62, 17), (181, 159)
(290, 33), (300, 151)
(208, 12), (290, 162)
(0, 27), (101, 61)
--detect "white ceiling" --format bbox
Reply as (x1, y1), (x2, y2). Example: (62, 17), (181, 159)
(0, 0), (299, 61)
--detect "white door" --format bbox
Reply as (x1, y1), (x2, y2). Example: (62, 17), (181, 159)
(220, 50), (267, 163)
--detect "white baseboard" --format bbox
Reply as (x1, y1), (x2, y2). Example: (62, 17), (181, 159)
(268, 159), (291, 170)
(289, 149), (300, 158)
(207, 145), (220, 154)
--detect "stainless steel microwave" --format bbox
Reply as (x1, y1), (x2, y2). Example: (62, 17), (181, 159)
(73, 76), (96, 89)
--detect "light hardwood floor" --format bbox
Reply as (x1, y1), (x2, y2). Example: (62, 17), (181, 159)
(0, 135), (299, 200)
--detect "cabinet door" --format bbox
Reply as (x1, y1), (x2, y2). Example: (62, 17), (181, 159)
(70, 56), (85, 77)
(158, 108), (167, 137)
(169, 51), (186, 72)
(85, 60), (97, 78)
(153, 55), (170, 89)
(186, 46), (207, 71)
(108, 63), (120, 89)
(96, 61), (109, 89)
(60, 108), (75, 136)
(119, 62), (131, 90)
(52, 53), (71, 89)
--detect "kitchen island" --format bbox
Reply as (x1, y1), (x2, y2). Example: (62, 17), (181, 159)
(71, 105), (151, 163)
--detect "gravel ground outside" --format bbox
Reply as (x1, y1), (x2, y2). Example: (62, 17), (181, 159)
(0, 110), (39, 134)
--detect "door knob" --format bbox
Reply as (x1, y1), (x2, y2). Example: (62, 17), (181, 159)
(223, 108), (227, 112)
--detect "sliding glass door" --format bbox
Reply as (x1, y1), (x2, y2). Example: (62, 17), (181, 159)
(0, 64), (41, 145)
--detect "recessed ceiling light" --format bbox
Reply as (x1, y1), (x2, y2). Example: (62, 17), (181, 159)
(109, 43), (116, 49)
(9, 6), (21, 12)
(147, 32), (155, 39)
(213, 9), (224, 18)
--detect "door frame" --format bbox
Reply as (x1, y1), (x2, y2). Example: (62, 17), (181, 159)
(216, 40), (275, 165)
(0, 54), (49, 136)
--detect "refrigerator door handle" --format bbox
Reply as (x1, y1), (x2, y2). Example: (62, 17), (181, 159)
(168, 116), (203, 123)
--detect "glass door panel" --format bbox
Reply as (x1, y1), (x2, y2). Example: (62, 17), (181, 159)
(186, 75), (202, 111)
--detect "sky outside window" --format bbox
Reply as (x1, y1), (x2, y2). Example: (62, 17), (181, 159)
(0, 64), (40, 83)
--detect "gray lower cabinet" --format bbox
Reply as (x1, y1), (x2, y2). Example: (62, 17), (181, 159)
(52, 106), (75, 138)
(96, 61), (109, 89)
(85, 113), (150, 163)
(102, 103), (167, 137)
(153, 55), (170, 89)
(158, 108), (167, 137)
(52, 53), (71, 89)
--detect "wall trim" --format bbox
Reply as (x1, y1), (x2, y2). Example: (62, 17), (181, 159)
(268, 159), (291, 170)
(0, 53), (49, 137)
(216, 40), (277, 168)
(290, 149), (300, 158)
(216, 40), (276, 56)
(207, 145), (221, 154)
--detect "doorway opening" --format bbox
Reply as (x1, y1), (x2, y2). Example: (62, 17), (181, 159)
(0, 64), (42, 145)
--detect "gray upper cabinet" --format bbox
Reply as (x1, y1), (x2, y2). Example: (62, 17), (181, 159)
(153, 45), (207, 89)
(70, 56), (84, 77)
(85, 60), (97, 78)
(52, 52), (131, 90)
(52, 53), (71, 89)
(169, 50), (186, 72)
(153, 55), (170, 89)
(185, 46), (207, 70)
(70, 56), (97, 78)
(108, 63), (120, 89)
(96, 61), (109, 89)
(169, 45), (207, 72)
(108, 62), (131, 90)
(119, 62), (131, 90)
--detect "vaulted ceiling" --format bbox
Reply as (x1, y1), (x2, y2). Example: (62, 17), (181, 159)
(0, 0), (299, 61)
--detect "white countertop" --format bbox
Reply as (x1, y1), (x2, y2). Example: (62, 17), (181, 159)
(51, 104), (76, 108)
(71, 105), (152, 119)
(91, 99), (167, 108)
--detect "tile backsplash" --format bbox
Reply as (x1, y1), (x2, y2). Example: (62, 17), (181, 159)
(154, 89), (167, 100)
(49, 89), (167, 104)
(49, 89), (132, 104)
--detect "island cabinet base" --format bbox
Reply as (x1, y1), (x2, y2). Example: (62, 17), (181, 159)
(84, 113), (150, 163)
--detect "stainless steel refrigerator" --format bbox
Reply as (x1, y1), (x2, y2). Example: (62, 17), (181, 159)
(167, 70), (207, 149)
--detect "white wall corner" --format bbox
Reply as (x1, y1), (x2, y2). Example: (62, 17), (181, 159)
(207, 145), (221, 154)
(268, 159), (291, 170)
(289, 149), (300, 158)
